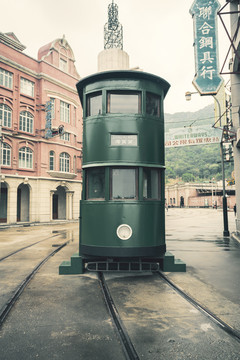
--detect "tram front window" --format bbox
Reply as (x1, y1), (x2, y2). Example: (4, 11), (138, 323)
(87, 92), (102, 116)
(86, 168), (105, 199)
(143, 168), (161, 200)
(107, 91), (141, 114)
(146, 92), (160, 117)
(111, 168), (137, 200)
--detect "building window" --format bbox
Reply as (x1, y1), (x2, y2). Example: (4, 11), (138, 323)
(107, 91), (141, 114)
(0, 104), (12, 128)
(146, 92), (160, 117)
(60, 101), (70, 123)
(60, 152), (70, 172)
(60, 132), (70, 141)
(59, 58), (67, 72)
(111, 168), (137, 200)
(19, 111), (34, 133)
(87, 92), (102, 116)
(86, 167), (105, 200)
(19, 147), (33, 169)
(0, 68), (13, 89)
(143, 168), (161, 200)
(20, 78), (34, 97)
(49, 151), (55, 171)
(1, 143), (11, 166)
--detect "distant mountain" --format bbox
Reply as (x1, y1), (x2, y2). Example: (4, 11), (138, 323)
(165, 104), (214, 132)
(164, 105), (233, 183)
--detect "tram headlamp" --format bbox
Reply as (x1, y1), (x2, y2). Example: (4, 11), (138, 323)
(116, 224), (132, 240)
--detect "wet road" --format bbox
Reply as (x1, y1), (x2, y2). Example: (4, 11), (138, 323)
(0, 210), (240, 359)
(166, 208), (240, 333)
(166, 208), (240, 303)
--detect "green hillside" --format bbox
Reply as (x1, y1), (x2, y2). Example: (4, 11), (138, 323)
(165, 105), (233, 183)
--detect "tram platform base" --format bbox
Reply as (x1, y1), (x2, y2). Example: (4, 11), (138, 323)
(59, 251), (186, 275)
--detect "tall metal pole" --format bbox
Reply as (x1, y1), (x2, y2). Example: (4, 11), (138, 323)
(214, 95), (229, 236)
(220, 141), (230, 236)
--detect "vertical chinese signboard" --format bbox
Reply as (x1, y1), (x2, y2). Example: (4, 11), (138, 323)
(190, 0), (223, 95)
(45, 100), (53, 139)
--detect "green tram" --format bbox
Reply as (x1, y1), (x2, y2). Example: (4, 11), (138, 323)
(59, 70), (186, 273)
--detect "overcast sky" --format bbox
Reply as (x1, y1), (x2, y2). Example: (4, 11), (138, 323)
(1, 0), (230, 114)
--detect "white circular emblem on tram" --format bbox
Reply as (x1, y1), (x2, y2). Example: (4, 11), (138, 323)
(116, 224), (132, 240)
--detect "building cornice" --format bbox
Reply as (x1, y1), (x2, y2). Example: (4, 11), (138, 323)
(0, 173), (82, 183)
(0, 55), (79, 94)
(2, 130), (82, 151)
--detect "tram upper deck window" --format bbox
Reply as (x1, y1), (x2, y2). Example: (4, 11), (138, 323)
(107, 91), (141, 114)
(143, 168), (161, 200)
(86, 167), (105, 200)
(111, 168), (138, 200)
(86, 92), (102, 116)
(146, 92), (160, 117)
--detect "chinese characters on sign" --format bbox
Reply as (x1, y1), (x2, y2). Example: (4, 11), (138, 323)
(45, 100), (53, 139)
(165, 125), (222, 148)
(190, 0), (223, 94)
(111, 134), (138, 146)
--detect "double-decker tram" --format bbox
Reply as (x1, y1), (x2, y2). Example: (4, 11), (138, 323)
(59, 70), (186, 274)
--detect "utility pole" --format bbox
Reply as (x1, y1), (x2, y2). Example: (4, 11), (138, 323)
(220, 140), (230, 236)
(214, 95), (230, 236)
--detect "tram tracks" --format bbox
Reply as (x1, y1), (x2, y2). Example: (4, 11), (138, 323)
(1, 260), (239, 356)
(0, 239), (70, 329)
(98, 271), (140, 360)
(157, 271), (240, 343)
(97, 270), (240, 359)
(0, 232), (65, 262)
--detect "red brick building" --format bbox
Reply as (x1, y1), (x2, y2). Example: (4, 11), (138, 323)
(0, 32), (82, 225)
(165, 182), (235, 209)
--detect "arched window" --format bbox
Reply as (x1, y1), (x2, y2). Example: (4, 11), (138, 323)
(49, 151), (55, 170)
(1, 143), (11, 166)
(19, 147), (33, 169)
(60, 152), (70, 172)
(0, 104), (12, 128)
(19, 111), (34, 133)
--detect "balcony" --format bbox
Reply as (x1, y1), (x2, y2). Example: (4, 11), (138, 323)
(47, 171), (77, 179)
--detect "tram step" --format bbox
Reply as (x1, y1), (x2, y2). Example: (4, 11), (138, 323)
(160, 251), (186, 272)
(59, 253), (85, 274)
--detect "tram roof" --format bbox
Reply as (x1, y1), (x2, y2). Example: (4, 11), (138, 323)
(76, 70), (170, 104)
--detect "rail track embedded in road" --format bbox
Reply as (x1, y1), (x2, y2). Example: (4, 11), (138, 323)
(0, 241), (69, 329)
(98, 272), (140, 360)
(157, 271), (240, 343)
(0, 232), (65, 262)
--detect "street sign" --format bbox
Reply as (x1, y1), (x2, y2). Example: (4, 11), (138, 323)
(190, 0), (223, 95)
(45, 100), (53, 139)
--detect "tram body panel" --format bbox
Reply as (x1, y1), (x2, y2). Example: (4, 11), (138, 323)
(76, 70), (170, 261)
(80, 201), (165, 257)
(83, 116), (164, 166)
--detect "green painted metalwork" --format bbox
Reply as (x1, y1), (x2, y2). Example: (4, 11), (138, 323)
(59, 70), (186, 274)
(104, 1), (123, 50)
